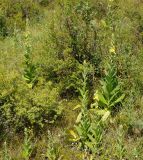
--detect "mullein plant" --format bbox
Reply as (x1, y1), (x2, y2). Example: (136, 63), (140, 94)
(22, 128), (33, 160)
(115, 125), (126, 160)
(2, 142), (11, 160)
(23, 28), (37, 89)
(106, 0), (117, 57)
(92, 62), (125, 120)
(70, 61), (91, 148)
(69, 61), (104, 157)
(45, 131), (63, 160)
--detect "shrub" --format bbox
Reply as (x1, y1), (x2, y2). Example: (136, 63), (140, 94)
(2, 80), (62, 130)
(0, 14), (7, 37)
(40, 0), (102, 97)
(39, 0), (53, 6)
(0, 61), (62, 132)
(0, 0), (42, 36)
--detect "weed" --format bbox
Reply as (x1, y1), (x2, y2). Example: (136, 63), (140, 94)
(45, 131), (63, 160)
(22, 128), (33, 160)
(2, 142), (11, 160)
(93, 63), (125, 114)
(23, 29), (37, 89)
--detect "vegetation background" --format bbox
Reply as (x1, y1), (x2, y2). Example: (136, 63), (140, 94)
(1, 0), (143, 159)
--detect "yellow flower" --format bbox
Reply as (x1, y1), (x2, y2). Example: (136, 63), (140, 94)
(94, 90), (99, 101)
(100, 19), (107, 27)
(24, 30), (30, 39)
(109, 46), (116, 54)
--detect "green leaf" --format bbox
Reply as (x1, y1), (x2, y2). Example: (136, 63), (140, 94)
(101, 110), (111, 122)
(73, 104), (81, 111)
(69, 130), (78, 139)
(110, 94), (125, 107)
(98, 92), (108, 105)
(76, 112), (82, 123)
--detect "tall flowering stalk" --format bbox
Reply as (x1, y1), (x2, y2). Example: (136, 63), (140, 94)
(23, 29), (37, 89)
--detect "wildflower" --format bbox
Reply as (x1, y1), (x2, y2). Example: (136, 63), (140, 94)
(109, 46), (116, 54)
(100, 19), (107, 27)
(94, 90), (99, 101)
(24, 30), (30, 39)
(109, 33), (116, 54)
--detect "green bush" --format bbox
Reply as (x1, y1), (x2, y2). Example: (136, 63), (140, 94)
(0, 0), (42, 36)
(39, 0), (102, 98)
(0, 63), (62, 131)
(1, 79), (62, 130)
(0, 14), (7, 37)
(39, 0), (53, 6)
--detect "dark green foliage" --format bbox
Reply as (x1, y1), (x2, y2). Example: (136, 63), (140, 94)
(0, 0), (42, 36)
(39, 0), (53, 6)
(41, 0), (102, 98)
(94, 63), (125, 112)
(0, 14), (7, 37)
